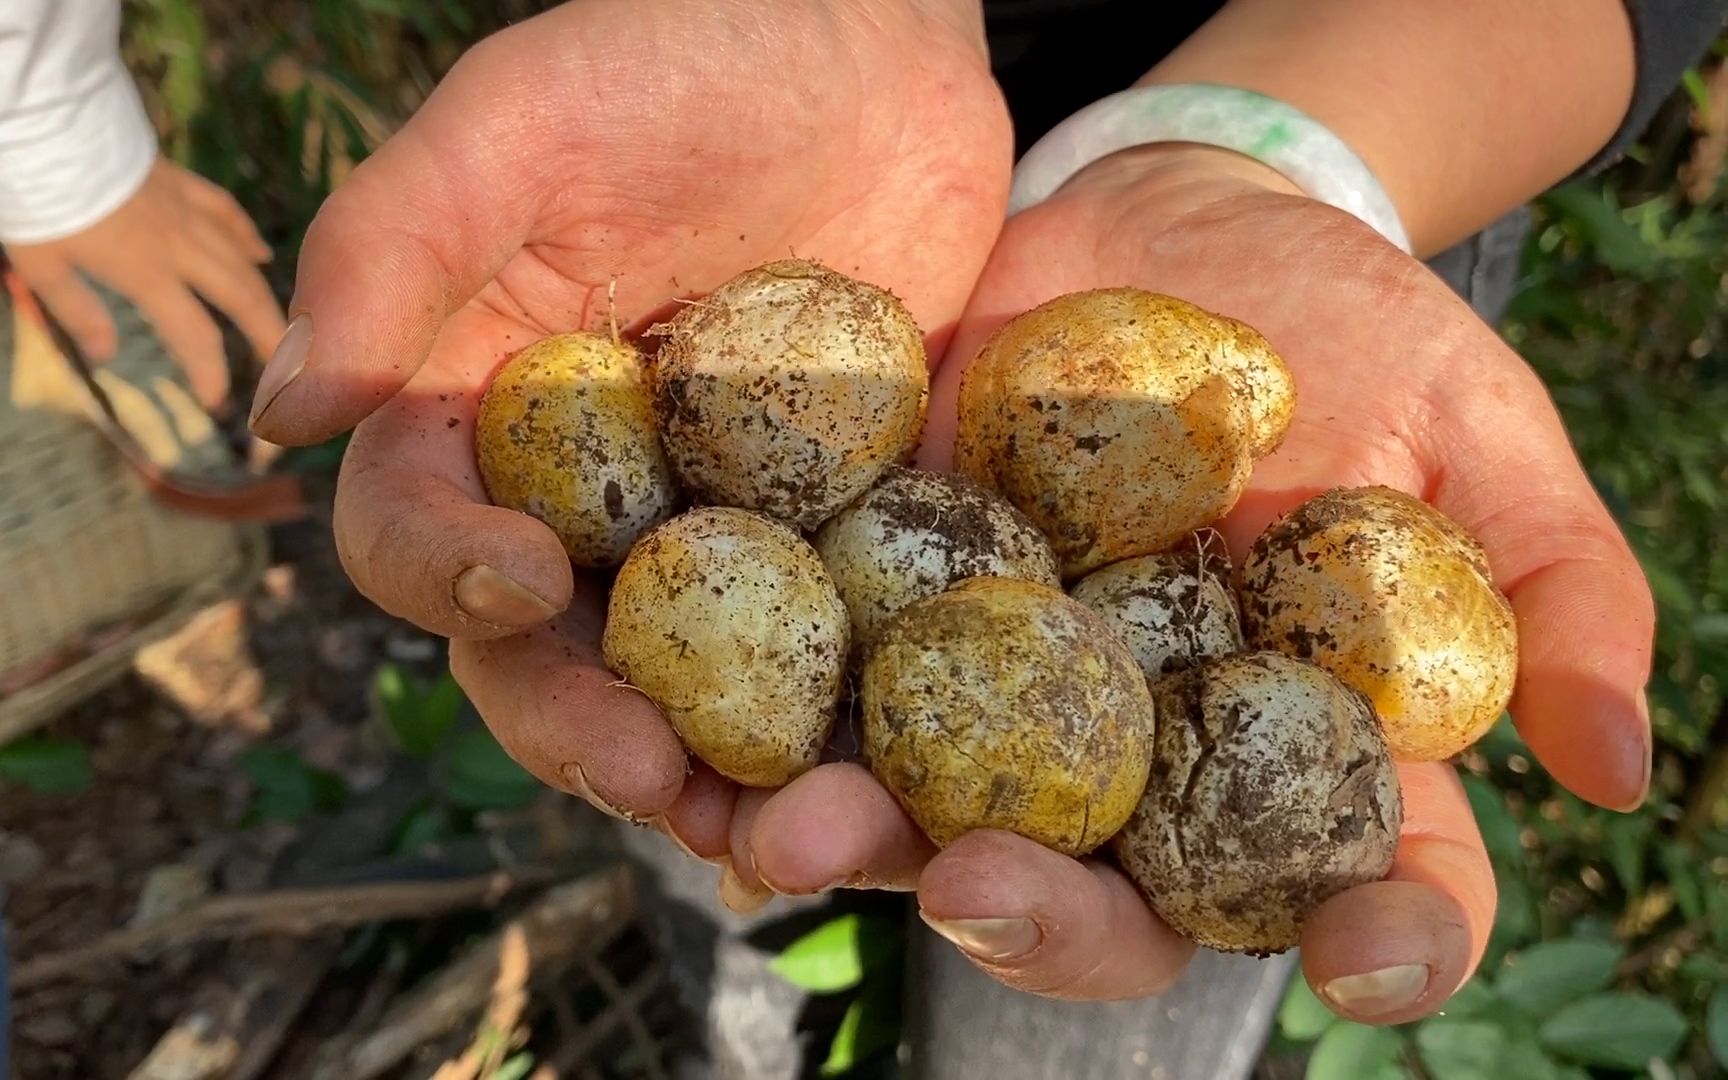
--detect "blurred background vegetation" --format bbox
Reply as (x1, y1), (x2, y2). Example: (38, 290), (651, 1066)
(11, 1), (1719, 1077)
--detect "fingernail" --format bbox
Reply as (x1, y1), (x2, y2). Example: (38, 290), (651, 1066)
(1614, 693), (1653, 812)
(1320, 963), (1431, 1018)
(652, 814), (717, 862)
(250, 312), (312, 427)
(920, 913), (1041, 962)
(453, 564), (558, 627)
(557, 762), (632, 821)
(717, 858), (773, 915)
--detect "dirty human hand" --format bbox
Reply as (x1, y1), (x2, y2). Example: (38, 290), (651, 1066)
(247, 0), (1011, 870)
(255, 0), (1655, 1027)
(738, 143), (1654, 1022)
(724, 0), (1652, 1023)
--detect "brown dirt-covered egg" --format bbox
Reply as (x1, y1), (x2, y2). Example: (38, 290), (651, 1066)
(953, 288), (1293, 577)
(474, 331), (678, 566)
(1238, 486), (1518, 762)
(860, 577), (1154, 855)
(1069, 528), (1245, 679)
(1112, 651), (1401, 955)
(601, 507), (848, 787)
(812, 468), (1060, 657)
(650, 259), (929, 529)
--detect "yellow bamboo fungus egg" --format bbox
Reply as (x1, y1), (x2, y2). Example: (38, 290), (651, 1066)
(860, 577), (1154, 855)
(601, 507), (849, 786)
(1069, 528), (1245, 680)
(475, 331), (678, 567)
(651, 260), (929, 529)
(812, 468), (1060, 659)
(1238, 486), (1518, 762)
(1112, 652), (1402, 955)
(954, 288), (1293, 577)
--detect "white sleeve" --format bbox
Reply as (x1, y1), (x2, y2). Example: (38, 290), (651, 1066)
(0, 0), (158, 245)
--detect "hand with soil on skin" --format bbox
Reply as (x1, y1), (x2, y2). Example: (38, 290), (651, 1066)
(254, 1), (1655, 1029)
(733, 144), (1654, 1022)
(247, 0), (1010, 891)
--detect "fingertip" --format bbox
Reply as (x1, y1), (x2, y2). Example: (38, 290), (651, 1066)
(721, 788), (777, 913)
(919, 830), (1195, 1000)
(1301, 880), (1472, 1026)
(1490, 518), (1654, 811)
(1512, 678), (1651, 812)
(749, 763), (933, 894)
(333, 467), (574, 639)
(658, 761), (736, 861)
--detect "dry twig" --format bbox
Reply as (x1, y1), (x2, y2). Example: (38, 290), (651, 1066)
(339, 868), (634, 1080)
(16, 866), (561, 989)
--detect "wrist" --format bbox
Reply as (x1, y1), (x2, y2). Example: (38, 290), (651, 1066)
(1012, 87), (1407, 249)
(1139, 0), (1634, 256)
(1058, 143), (1303, 204)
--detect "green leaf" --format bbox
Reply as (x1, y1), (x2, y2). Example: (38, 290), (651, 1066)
(1461, 774), (1523, 864)
(1537, 993), (1687, 1068)
(493, 1052), (536, 1080)
(1416, 1017), (1507, 1080)
(1659, 841), (1706, 921)
(1277, 974), (1338, 1042)
(0, 737), (93, 794)
(391, 803), (454, 855)
(376, 665), (462, 757)
(1496, 940), (1623, 1017)
(1542, 185), (1664, 279)
(241, 746), (346, 823)
(1694, 612), (1728, 643)
(1708, 983), (1728, 1070)
(772, 914), (866, 993)
(1603, 811), (1653, 895)
(1487, 864), (1540, 963)
(1683, 68), (1715, 130)
(1304, 1023), (1405, 1080)
(437, 730), (538, 811)
(819, 974), (901, 1076)
(1435, 976), (1497, 1019)
(1679, 954), (1725, 983)
(821, 998), (868, 1076)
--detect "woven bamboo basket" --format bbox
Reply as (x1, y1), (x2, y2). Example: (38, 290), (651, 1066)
(0, 275), (270, 742)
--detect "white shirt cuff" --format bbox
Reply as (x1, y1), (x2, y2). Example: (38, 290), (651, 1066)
(0, 58), (157, 245)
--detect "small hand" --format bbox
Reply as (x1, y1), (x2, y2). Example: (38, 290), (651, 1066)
(7, 157), (284, 409)
(738, 145), (1654, 1021)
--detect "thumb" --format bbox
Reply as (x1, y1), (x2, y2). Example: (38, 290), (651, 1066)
(248, 37), (544, 445)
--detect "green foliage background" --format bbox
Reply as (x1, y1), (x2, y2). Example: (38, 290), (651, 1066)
(110, 3), (1728, 1076)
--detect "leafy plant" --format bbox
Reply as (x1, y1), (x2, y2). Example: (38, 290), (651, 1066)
(0, 737), (93, 795)
(374, 664), (464, 758)
(436, 729), (540, 812)
(240, 745), (347, 824)
(771, 913), (905, 1076)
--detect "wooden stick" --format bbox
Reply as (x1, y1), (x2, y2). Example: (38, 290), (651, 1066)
(340, 868), (634, 1080)
(582, 956), (670, 1080)
(127, 937), (341, 1080)
(548, 964), (666, 1076)
(16, 865), (563, 989)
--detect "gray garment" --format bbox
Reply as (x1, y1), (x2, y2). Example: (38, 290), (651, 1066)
(619, 210), (1532, 1080)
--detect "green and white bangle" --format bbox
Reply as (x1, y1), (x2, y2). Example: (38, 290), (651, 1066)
(1009, 83), (1412, 254)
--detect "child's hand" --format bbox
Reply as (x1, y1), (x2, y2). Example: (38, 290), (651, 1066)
(8, 156), (284, 409)
(736, 143), (1653, 1021)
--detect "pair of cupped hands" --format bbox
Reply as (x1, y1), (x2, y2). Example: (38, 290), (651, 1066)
(249, 0), (1654, 1025)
